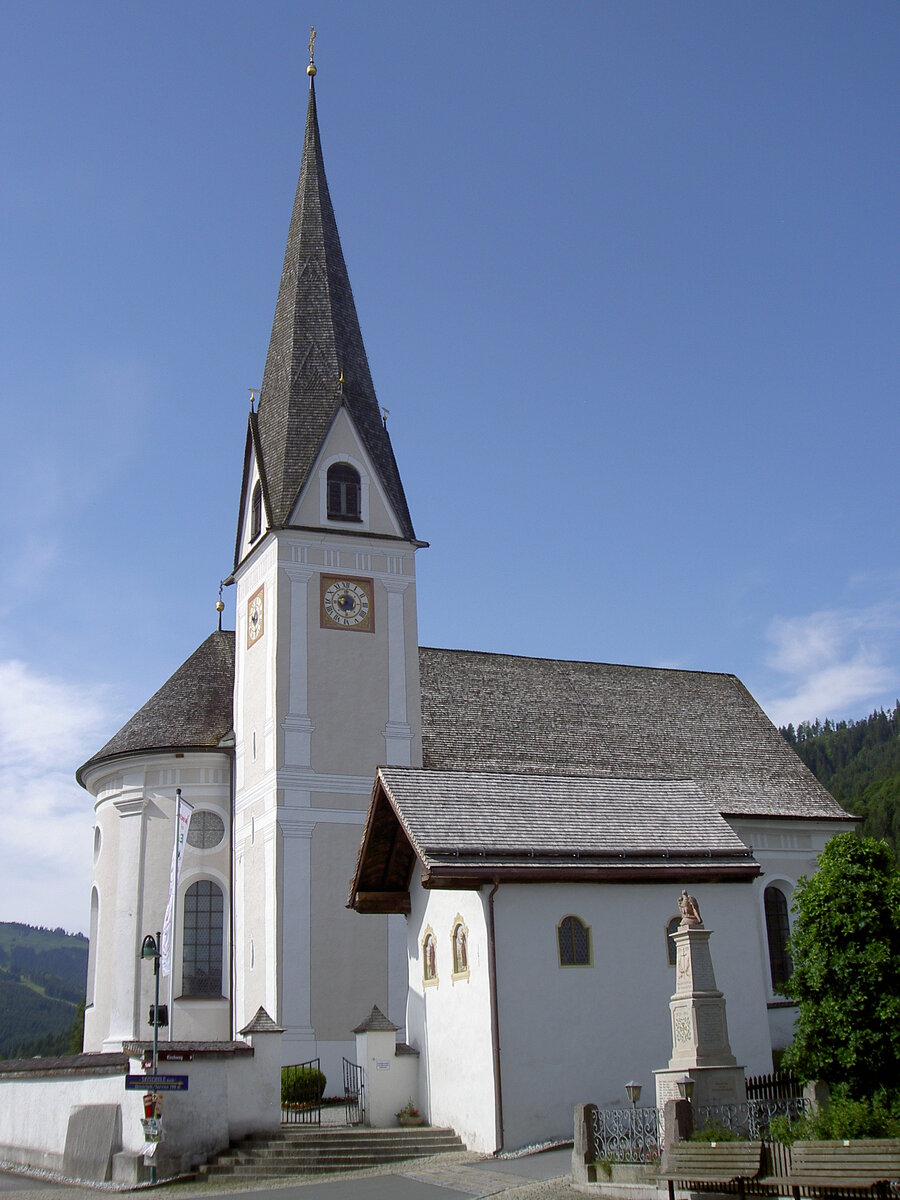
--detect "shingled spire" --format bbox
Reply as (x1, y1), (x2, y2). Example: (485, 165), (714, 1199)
(249, 74), (415, 546)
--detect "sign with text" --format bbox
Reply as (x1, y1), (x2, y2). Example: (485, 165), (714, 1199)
(125, 1074), (189, 1091)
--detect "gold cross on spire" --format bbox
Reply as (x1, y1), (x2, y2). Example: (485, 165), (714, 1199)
(307, 27), (317, 77)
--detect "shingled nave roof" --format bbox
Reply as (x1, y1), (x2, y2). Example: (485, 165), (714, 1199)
(243, 76), (415, 558)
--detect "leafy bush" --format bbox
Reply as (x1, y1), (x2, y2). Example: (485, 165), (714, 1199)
(690, 1120), (744, 1143)
(770, 1090), (900, 1143)
(281, 1065), (326, 1106)
(783, 834), (900, 1099)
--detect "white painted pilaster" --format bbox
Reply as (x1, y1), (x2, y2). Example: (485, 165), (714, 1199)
(284, 564), (316, 767)
(103, 793), (147, 1049)
(279, 816), (317, 1057)
(383, 577), (413, 765)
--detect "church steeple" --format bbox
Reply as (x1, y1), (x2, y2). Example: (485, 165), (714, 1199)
(240, 69), (415, 562)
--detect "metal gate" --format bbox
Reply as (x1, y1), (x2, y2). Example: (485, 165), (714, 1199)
(342, 1057), (366, 1125)
(281, 1058), (323, 1125)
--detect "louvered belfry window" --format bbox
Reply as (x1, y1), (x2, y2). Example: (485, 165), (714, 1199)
(250, 482), (262, 542)
(182, 880), (224, 996)
(327, 463), (361, 520)
(558, 915), (591, 966)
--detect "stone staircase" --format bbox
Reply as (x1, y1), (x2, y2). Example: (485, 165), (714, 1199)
(197, 1125), (467, 1180)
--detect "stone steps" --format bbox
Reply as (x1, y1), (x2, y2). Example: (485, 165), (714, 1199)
(197, 1125), (465, 1180)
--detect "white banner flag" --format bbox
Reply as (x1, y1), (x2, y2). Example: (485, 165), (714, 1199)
(160, 793), (194, 977)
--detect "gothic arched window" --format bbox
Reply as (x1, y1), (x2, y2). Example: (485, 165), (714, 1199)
(558, 914), (592, 967)
(326, 463), (361, 521)
(182, 879), (225, 996)
(764, 885), (793, 991)
(250, 481), (262, 542)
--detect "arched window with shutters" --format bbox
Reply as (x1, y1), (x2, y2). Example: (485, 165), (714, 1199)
(182, 879), (225, 997)
(764, 884), (794, 991)
(558, 914), (592, 967)
(326, 462), (361, 520)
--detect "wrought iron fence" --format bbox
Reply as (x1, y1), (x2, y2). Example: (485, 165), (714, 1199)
(281, 1058), (324, 1125)
(342, 1057), (366, 1126)
(590, 1105), (664, 1163)
(695, 1096), (811, 1140)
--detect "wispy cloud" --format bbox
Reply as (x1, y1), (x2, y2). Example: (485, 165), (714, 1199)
(760, 601), (900, 727)
(0, 661), (118, 933)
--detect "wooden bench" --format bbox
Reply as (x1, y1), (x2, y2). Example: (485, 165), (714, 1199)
(779, 1139), (900, 1198)
(662, 1141), (765, 1200)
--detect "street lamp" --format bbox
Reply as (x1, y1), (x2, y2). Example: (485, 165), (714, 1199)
(626, 1081), (642, 1139)
(139, 932), (161, 1185)
(676, 1074), (695, 1102)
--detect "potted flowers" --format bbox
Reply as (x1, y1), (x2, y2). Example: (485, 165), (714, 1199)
(397, 1099), (424, 1127)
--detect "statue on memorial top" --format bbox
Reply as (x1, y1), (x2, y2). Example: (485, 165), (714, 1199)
(677, 889), (703, 928)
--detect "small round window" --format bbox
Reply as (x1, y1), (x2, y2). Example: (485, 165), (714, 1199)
(187, 810), (226, 850)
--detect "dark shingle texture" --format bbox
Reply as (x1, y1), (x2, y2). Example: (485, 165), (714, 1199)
(379, 769), (755, 872)
(418, 648), (849, 821)
(253, 79), (414, 541)
(77, 632), (235, 783)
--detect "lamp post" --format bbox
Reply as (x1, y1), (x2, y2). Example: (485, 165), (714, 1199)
(139, 932), (161, 1184)
(676, 1074), (695, 1103)
(625, 1080), (642, 1134)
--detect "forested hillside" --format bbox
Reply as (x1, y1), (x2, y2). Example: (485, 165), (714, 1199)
(0, 922), (88, 1059)
(782, 703), (900, 854)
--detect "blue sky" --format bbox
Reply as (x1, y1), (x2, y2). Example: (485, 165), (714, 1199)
(1, 1), (897, 931)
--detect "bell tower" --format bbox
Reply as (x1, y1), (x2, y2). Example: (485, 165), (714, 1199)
(231, 46), (423, 1078)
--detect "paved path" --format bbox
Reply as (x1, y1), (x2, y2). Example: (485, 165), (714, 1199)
(0, 1148), (577, 1200)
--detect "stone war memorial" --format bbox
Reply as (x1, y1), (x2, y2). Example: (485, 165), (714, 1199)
(0, 34), (857, 1182)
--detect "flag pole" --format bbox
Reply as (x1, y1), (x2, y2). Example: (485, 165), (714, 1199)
(161, 787), (193, 1042)
(168, 789), (181, 1040)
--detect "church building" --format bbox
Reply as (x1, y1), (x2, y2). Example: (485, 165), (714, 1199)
(76, 58), (852, 1141)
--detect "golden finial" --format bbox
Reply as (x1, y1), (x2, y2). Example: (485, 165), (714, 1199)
(216, 581), (225, 632)
(338, 370), (344, 397)
(307, 27), (317, 76)
(249, 387), (260, 411)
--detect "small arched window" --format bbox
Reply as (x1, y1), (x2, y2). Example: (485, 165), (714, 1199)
(765, 885), (793, 991)
(665, 915), (680, 966)
(182, 879), (225, 996)
(558, 915), (592, 967)
(423, 930), (437, 986)
(250, 482), (262, 542)
(326, 463), (361, 521)
(86, 887), (99, 1007)
(556, 916), (592, 964)
(451, 919), (469, 979)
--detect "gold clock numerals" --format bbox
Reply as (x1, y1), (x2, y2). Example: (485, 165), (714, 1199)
(247, 586), (265, 648)
(320, 575), (374, 632)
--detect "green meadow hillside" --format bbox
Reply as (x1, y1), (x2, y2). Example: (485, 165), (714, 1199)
(0, 922), (88, 1059)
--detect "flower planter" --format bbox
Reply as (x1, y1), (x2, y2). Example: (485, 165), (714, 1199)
(397, 1113), (425, 1127)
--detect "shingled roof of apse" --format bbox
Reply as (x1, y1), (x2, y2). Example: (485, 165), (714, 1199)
(379, 769), (754, 864)
(418, 647), (849, 821)
(76, 631), (235, 784)
(251, 78), (414, 543)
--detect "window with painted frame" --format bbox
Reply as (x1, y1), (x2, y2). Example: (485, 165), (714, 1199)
(451, 917), (469, 982)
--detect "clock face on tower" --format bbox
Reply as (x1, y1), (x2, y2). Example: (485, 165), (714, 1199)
(247, 585), (264, 648)
(320, 574), (374, 633)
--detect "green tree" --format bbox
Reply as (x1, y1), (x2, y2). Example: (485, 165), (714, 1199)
(783, 834), (900, 1099)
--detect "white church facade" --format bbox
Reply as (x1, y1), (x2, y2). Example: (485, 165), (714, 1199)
(76, 63), (853, 1146)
